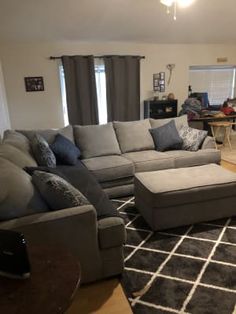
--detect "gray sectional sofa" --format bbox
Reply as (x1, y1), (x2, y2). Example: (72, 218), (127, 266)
(0, 115), (220, 283)
(75, 115), (220, 197)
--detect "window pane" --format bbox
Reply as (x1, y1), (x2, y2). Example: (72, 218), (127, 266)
(59, 65), (69, 126)
(189, 66), (235, 106)
(0, 62), (11, 137)
(95, 60), (107, 125)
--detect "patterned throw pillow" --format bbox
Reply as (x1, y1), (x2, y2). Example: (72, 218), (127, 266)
(178, 126), (208, 151)
(31, 134), (56, 167)
(32, 171), (89, 210)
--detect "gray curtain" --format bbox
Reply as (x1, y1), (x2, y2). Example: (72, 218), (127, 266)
(104, 56), (141, 121)
(62, 55), (99, 125)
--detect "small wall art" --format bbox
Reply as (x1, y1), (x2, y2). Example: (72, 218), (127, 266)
(24, 76), (44, 92)
(153, 72), (165, 93)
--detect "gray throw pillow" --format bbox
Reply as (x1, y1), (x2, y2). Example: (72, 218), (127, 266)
(31, 134), (56, 167)
(32, 171), (89, 210)
(178, 125), (208, 151)
(149, 120), (183, 152)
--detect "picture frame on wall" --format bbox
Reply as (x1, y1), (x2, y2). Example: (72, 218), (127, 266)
(153, 72), (165, 93)
(24, 77), (44, 92)
(153, 73), (159, 91)
(159, 72), (165, 80)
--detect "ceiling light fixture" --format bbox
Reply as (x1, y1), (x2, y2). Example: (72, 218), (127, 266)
(160, 0), (195, 20)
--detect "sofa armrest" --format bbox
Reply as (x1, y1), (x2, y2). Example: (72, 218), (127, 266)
(98, 216), (126, 249)
(201, 136), (216, 150)
(0, 205), (103, 283)
(0, 204), (96, 229)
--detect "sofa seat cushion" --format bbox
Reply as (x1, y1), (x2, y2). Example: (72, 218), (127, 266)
(0, 158), (48, 221)
(150, 115), (188, 131)
(123, 150), (175, 172)
(165, 149), (221, 168)
(82, 155), (134, 183)
(98, 217), (126, 249)
(74, 123), (121, 159)
(100, 177), (134, 189)
(113, 119), (154, 153)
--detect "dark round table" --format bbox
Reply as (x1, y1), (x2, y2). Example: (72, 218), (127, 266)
(0, 246), (81, 314)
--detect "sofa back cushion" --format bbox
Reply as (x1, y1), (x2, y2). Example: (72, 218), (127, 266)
(0, 158), (48, 221)
(0, 144), (37, 168)
(150, 115), (188, 131)
(18, 125), (74, 144)
(74, 123), (121, 159)
(3, 130), (31, 154)
(113, 119), (154, 153)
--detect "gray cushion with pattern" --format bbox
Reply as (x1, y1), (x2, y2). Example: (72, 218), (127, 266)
(179, 125), (208, 151)
(32, 171), (89, 210)
(31, 134), (56, 167)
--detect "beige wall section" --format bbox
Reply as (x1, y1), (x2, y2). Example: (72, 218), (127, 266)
(1, 41), (236, 129)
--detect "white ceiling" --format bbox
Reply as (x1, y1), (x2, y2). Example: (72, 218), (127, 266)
(0, 0), (236, 44)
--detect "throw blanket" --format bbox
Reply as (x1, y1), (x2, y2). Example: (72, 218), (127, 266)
(25, 160), (119, 220)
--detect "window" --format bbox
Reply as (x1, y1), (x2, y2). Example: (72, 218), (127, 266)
(189, 66), (236, 106)
(0, 62), (11, 137)
(94, 59), (107, 124)
(59, 60), (108, 126)
(59, 64), (69, 126)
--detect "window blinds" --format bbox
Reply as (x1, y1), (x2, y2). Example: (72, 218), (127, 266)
(189, 66), (236, 106)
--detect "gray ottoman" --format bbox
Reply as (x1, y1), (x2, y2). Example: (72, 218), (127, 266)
(134, 164), (236, 230)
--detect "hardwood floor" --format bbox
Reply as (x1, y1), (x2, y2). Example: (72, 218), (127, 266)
(66, 160), (236, 314)
(221, 159), (236, 172)
(66, 278), (132, 314)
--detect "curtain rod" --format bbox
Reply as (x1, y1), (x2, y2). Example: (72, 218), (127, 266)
(49, 55), (145, 60)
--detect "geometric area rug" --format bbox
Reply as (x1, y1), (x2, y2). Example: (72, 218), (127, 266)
(112, 197), (236, 314)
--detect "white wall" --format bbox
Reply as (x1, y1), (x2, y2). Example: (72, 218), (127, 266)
(0, 61), (11, 137)
(1, 41), (236, 129)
